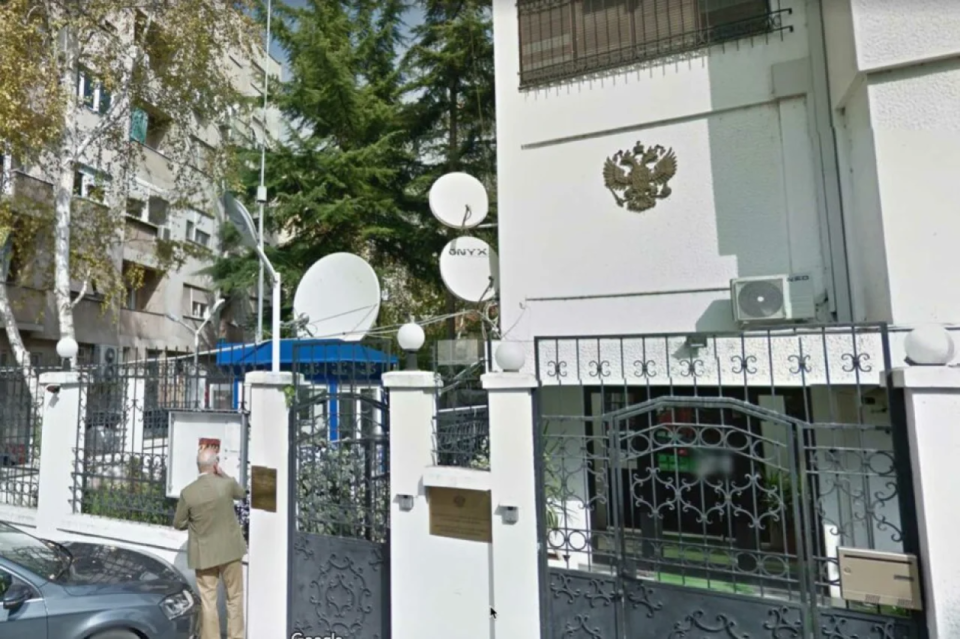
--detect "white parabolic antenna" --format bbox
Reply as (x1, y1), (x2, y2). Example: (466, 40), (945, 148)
(293, 253), (381, 341)
(429, 172), (489, 229)
(439, 237), (499, 303)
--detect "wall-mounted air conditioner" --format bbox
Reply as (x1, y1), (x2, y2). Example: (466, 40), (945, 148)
(730, 274), (816, 324)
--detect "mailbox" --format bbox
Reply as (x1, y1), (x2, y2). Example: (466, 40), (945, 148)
(837, 547), (922, 611)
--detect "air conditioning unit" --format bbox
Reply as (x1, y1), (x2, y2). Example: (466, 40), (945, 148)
(93, 344), (120, 379)
(730, 274), (816, 324)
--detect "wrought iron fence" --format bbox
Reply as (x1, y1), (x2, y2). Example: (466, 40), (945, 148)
(291, 339), (396, 543)
(517, 0), (793, 88)
(72, 347), (250, 525)
(534, 324), (922, 629)
(0, 365), (53, 509)
(433, 339), (490, 469)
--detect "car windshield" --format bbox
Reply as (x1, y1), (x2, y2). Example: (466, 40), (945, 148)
(0, 522), (64, 579)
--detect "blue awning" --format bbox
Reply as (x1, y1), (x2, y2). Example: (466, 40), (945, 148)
(214, 338), (396, 368)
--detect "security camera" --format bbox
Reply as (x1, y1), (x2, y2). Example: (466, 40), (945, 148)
(45, 384), (61, 395)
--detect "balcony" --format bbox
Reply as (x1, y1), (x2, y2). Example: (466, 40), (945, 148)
(11, 172), (54, 209)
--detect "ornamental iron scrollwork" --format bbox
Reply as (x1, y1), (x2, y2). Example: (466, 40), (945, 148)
(588, 360), (611, 378)
(842, 352), (872, 373)
(634, 358), (657, 378)
(731, 354), (757, 375)
(535, 326), (923, 639)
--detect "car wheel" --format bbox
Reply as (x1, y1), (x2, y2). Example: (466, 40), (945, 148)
(89, 631), (139, 639)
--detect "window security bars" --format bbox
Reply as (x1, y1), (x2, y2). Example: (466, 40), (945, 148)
(517, 0), (792, 87)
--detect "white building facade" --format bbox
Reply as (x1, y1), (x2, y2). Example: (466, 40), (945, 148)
(494, 0), (960, 340)
(488, 2), (960, 638)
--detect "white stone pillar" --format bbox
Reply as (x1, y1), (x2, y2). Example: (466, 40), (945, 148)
(484, 342), (541, 639)
(245, 371), (293, 639)
(893, 364), (960, 639)
(35, 372), (83, 537)
(382, 369), (441, 639)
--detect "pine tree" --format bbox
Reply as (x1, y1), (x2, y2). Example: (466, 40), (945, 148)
(211, 0), (447, 336)
(401, 0), (496, 339)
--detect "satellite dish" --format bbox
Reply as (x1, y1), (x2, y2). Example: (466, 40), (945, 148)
(219, 191), (258, 248)
(439, 237), (499, 303)
(292, 253), (381, 341)
(429, 172), (489, 229)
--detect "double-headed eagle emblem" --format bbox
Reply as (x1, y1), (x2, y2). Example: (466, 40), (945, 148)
(602, 142), (677, 213)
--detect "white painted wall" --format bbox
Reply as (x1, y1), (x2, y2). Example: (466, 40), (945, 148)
(822, 0), (960, 325)
(384, 372), (491, 639)
(494, 0), (840, 341)
(495, 0), (960, 340)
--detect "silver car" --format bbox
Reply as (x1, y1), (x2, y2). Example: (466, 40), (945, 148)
(0, 521), (199, 638)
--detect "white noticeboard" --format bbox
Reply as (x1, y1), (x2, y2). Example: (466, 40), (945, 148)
(166, 411), (247, 498)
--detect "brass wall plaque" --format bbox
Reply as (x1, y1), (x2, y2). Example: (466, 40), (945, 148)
(428, 487), (492, 543)
(250, 465), (277, 512)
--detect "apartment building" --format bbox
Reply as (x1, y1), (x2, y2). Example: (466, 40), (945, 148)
(0, 16), (282, 368)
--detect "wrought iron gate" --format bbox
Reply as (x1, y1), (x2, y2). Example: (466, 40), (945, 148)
(288, 341), (395, 639)
(535, 325), (926, 639)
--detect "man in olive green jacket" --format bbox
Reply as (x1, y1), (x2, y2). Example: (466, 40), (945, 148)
(173, 447), (247, 639)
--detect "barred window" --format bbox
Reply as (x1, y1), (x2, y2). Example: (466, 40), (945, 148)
(518, 0), (787, 87)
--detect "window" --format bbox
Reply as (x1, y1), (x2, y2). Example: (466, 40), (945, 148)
(194, 229), (211, 248)
(517, 0), (777, 87)
(183, 285), (211, 320)
(130, 106), (171, 150)
(186, 217), (211, 248)
(122, 262), (160, 312)
(76, 69), (112, 115)
(125, 196), (168, 226)
(73, 166), (106, 202)
(191, 138), (215, 172)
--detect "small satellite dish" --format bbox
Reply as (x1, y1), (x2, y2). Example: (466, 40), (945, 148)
(439, 237), (499, 303)
(429, 172), (489, 229)
(219, 192), (258, 249)
(293, 253), (381, 341)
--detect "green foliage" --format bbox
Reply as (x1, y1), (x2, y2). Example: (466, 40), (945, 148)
(210, 0), (496, 335)
(81, 456), (176, 526)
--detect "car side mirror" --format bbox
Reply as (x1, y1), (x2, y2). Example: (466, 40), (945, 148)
(2, 583), (31, 610)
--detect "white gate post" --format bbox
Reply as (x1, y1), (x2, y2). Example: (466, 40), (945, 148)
(35, 372), (83, 537)
(483, 342), (541, 639)
(383, 365), (440, 639)
(245, 371), (294, 639)
(890, 328), (960, 639)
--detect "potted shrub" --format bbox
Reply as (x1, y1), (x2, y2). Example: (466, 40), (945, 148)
(762, 468), (799, 555)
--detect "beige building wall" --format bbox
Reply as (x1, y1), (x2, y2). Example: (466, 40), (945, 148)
(0, 27), (283, 366)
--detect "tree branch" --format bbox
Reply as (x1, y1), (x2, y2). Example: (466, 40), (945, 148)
(69, 279), (89, 309)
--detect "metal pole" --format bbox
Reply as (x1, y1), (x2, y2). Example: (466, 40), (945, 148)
(194, 331), (200, 371)
(256, 0), (272, 345)
(271, 276), (281, 374)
